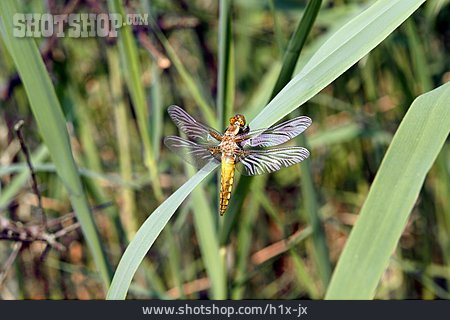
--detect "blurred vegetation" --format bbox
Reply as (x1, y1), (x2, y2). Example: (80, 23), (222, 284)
(0, 0), (449, 299)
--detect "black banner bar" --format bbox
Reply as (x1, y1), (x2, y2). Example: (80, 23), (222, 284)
(0, 300), (448, 320)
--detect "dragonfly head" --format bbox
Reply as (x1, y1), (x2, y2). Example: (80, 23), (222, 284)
(230, 114), (246, 128)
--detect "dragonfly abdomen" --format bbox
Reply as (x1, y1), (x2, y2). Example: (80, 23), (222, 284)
(220, 156), (235, 215)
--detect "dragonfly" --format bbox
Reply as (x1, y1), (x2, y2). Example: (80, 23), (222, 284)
(164, 105), (312, 216)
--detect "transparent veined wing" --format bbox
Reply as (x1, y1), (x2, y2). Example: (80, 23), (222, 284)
(239, 116), (312, 148)
(168, 105), (223, 144)
(237, 147), (310, 176)
(164, 136), (221, 169)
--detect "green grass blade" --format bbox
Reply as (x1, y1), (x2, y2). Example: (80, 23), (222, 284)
(291, 250), (320, 298)
(433, 149), (450, 291)
(163, 223), (185, 299)
(270, 0), (322, 100)
(231, 176), (266, 299)
(217, 0), (235, 129)
(107, 0), (163, 202)
(325, 83), (450, 299)
(0, 1), (112, 288)
(69, 89), (103, 173)
(404, 19), (433, 92)
(106, 162), (218, 299)
(107, 48), (138, 238)
(150, 64), (163, 160)
(298, 135), (331, 288)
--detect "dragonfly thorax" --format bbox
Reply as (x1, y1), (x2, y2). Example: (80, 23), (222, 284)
(220, 134), (240, 159)
(225, 123), (241, 136)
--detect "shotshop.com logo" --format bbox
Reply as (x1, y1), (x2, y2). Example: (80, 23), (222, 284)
(12, 13), (149, 38)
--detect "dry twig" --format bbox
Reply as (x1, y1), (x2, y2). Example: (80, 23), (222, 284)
(14, 120), (47, 229)
(138, 31), (171, 69)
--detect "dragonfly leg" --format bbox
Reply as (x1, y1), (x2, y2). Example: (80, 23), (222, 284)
(234, 128), (252, 142)
(208, 146), (220, 154)
(207, 146), (221, 161)
(209, 131), (223, 141)
(234, 148), (249, 160)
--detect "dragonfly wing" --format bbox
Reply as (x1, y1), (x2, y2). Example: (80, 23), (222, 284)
(240, 116), (312, 148)
(168, 105), (223, 144)
(237, 147), (309, 176)
(164, 136), (220, 169)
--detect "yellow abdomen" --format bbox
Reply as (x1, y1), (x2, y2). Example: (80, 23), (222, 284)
(220, 156), (235, 215)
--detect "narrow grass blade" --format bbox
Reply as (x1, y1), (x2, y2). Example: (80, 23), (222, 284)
(325, 83), (450, 299)
(163, 222), (185, 299)
(404, 19), (433, 92)
(433, 150), (450, 291)
(107, 48), (139, 238)
(217, 0), (235, 129)
(298, 135), (331, 288)
(150, 64), (163, 160)
(0, 1), (113, 288)
(68, 87), (103, 173)
(107, 0), (163, 202)
(270, 0), (322, 100)
(231, 176), (266, 299)
(291, 250), (320, 298)
(106, 162), (218, 299)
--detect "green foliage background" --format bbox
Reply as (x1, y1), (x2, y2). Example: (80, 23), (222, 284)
(0, 0), (448, 299)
